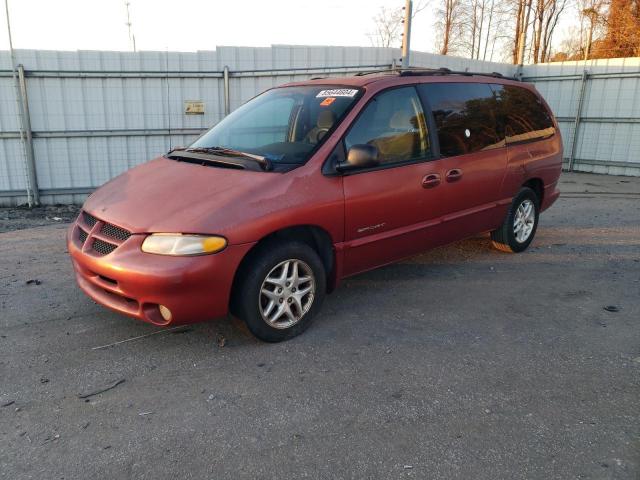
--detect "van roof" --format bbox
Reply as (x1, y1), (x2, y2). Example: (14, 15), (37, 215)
(281, 68), (523, 89)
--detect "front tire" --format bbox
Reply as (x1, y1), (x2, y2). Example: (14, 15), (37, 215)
(491, 187), (539, 253)
(232, 241), (326, 342)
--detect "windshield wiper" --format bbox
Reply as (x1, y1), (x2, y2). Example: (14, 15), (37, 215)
(183, 146), (272, 171)
(165, 149), (247, 170)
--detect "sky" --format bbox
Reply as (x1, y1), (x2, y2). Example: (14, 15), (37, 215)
(0, 0), (440, 54)
(1, 0), (579, 63)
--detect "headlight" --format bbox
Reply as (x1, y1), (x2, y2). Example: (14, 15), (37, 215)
(141, 234), (227, 256)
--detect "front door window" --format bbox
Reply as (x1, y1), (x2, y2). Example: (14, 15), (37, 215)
(345, 87), (430, 165)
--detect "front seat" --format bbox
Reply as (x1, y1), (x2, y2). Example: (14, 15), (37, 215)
(370, 111), (420, 162)
(304, 110), (336, 144)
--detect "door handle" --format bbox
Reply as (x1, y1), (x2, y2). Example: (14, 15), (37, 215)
(445, 168), (463, 182)
(422, 173), (441, 188)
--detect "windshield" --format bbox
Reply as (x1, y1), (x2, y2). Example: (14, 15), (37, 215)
(190, 85), (362, 168)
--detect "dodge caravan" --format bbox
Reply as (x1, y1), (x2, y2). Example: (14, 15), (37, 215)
(68, 68), (562, 342)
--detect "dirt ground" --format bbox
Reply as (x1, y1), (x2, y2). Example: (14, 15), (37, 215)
(1, 172), (639, 479)
(0, 204), (80, 233)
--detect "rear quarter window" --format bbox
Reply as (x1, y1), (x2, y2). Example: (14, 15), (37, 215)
(490, 84), (555, 143)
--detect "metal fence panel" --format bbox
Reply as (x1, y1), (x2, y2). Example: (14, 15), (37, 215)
(1, 47), (639, 205)
(0, 70), (28, 192)
(0, 139), (26, 191)
(522, 57), (640, 175)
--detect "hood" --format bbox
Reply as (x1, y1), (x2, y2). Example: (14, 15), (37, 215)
(83, 156), (280, 238)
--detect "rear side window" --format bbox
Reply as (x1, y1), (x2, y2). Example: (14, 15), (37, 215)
(345, 86), (430, 165)
(490, 84), (555, 143)
(418, 83), (502, 157)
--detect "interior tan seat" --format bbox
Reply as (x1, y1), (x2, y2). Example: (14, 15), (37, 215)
(370, 111), (420, 161)
(304, 110), (336, 144)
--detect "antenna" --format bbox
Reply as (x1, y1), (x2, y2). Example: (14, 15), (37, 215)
(124, 1), (136, 52)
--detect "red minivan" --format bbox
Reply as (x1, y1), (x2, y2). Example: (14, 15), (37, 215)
(68, 69), (562, 342)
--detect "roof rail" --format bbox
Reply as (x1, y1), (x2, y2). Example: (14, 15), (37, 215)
(354, 67), (518, 81)
(354, 68), (399, 76)
(354, 67), (444, 76)
(399, 68), (516, 80)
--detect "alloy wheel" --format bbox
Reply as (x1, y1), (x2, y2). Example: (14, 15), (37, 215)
(513, 199), (535, 243)
(259, 259), (316, 329)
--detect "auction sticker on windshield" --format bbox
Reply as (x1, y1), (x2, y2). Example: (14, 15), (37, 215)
(316, 89), (359, 98)
(320, 97), (336, 106)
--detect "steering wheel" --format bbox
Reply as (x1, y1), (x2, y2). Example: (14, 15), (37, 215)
(313, 128), (330, 143)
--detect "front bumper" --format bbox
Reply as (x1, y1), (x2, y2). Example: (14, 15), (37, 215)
(67, 221), (253, 325)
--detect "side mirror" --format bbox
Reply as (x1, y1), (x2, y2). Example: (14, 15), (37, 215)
(337, 144), (380, 171)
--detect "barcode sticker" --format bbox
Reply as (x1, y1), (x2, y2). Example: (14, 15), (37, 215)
(316, 89), (359, 98)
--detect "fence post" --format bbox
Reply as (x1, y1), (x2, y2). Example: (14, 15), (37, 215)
(567, 69), (588, 172)
(515, 64), (523, 81)
(17, 64), (39, 205)
(223, 66), (230, 116)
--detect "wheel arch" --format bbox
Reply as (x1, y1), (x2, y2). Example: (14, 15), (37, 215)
(230, 225), (336, 312)
(523, 177), (544, 205)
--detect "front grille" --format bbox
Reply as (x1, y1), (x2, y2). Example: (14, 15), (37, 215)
(101, 222), (132, 241)
(83, 212), (98, 228)
(92, 239), (118, 256)
(77, 210), (132, 256)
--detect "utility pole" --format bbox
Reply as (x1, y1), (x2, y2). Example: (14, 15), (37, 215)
(401, 0), (413, 68)
(124, 1), (136, 52)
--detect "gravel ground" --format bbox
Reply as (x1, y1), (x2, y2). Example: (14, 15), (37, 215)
(0, 204), (80, 233)
(0, 173), (639, 479)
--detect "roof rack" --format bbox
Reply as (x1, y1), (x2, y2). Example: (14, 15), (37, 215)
(354, 67), (518, 81)
(354, 68), (399, 76)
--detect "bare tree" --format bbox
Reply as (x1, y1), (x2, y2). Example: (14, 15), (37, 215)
(552, 25), (586, 58)
(369, 6), (406, 47)
(475, 0), (488, 58)
(481, 0), (506, 60)
(511, 0), (534, 63)
(581, 0), (607, 57)
(464, 0), (507, 59)
(479, 0), (516, 60)
(550, 0), (606, 60)
(369, 1), (431, 48)
(465, 0), (489, 58)
(435, 0), (466, 54)
(530, 0), (568, 63)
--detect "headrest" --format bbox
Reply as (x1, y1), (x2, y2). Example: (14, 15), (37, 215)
(389, 111), (412, 129)
(317, 109), (335, 129)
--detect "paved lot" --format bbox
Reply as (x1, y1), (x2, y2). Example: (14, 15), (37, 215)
(1, 173), (639, 479)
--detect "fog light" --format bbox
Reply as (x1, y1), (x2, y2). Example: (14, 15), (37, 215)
(158, 305), (172, 322)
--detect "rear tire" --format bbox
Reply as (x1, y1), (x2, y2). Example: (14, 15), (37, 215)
(231, 241), (326, 342)
(491, 187), (539, 253)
